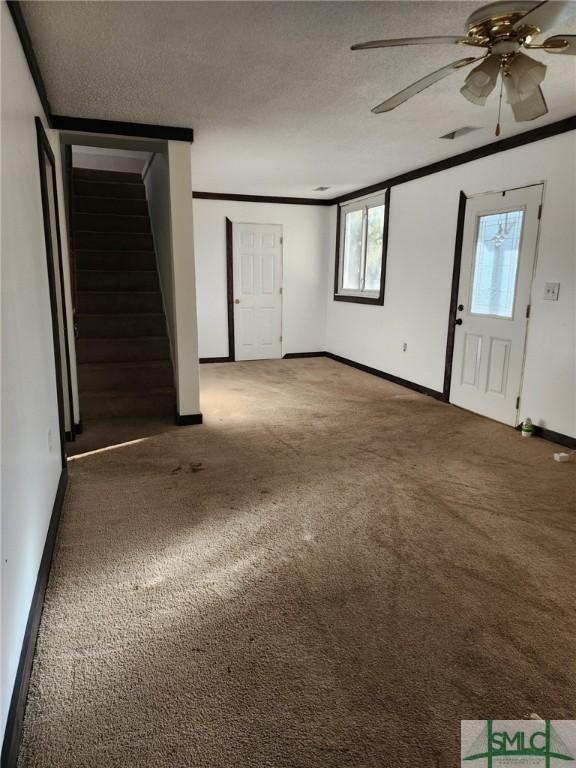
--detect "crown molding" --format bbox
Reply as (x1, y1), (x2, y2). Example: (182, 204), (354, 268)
(334, 116), (576, 204)
(7, 0), (52, 121)
(193, 191), (333, 206)
(51, 115), (194, 143)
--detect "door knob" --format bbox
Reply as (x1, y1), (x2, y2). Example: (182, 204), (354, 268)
(455, 318), (463, 325)
(234, 299), (240, 304)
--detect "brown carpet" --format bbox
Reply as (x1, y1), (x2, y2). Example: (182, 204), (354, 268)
(67, 416), (179, 457)
(18, 358), (575, 768)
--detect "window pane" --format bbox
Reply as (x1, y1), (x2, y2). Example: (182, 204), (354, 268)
(470, 209), (524, 318)
(365, 205), (384, 292)
(342, 209), (363, 291)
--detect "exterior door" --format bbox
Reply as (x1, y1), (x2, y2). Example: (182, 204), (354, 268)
(449, 185), (542, 426)
(233, 223), (282, 361)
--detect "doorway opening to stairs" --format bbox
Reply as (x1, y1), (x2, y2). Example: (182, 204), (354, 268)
(64, 144), (177, 455)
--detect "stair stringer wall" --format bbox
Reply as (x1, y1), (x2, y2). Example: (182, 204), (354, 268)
(143, 151), (179, 390)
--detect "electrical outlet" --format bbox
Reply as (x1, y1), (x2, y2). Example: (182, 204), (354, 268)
(47, 428), (53, 453)
(544, 282), (560, 301)
(402, 342), (408, 352)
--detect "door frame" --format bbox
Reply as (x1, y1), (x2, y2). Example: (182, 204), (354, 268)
(443, 184), (543, 410)
(35, 116), (75, 455)
(198, 216), (236, 363)
(63, 143), (78, 330)
(225, 217), (236, 362)
(443, 191), (468, 400)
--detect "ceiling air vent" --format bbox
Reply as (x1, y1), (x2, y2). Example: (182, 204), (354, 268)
(440, 126), (481, 140)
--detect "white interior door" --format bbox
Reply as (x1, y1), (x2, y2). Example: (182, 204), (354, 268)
(449, 185), (542, 426)
(233, 223), (282, 361)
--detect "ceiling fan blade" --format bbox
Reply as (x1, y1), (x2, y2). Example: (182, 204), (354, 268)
(351, 36), (481, 51)
(510, 86), (549, 121)
(371, 56), (482, 114)
(541, 33), (576, 52)
(512, 0), (576, 33)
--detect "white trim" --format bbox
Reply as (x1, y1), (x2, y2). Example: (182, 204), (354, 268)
(336, 193), (386, 298)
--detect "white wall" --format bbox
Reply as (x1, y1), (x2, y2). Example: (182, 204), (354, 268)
(193, 199), (331, 358)
(168, 141), (200, 416)
(72, 146), (150, 174)
(54, 143), (80, 427)
(325, 130), (576, 438)
(0, 2), (69, 739)
(144, 150), (177, 355)
(145, 147), (201, 416)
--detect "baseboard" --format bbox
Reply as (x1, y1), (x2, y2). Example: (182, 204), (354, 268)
(219, 350), (444, 401)
(324, 352), (446, 401)
(324, 353), (575, 440)
(199, 357), (233, 364)
(282, 352), (327, 359)
(201, 354), (326, 362)
(1, 468), (68, 768)
(175, 413), (203, 426)
(515, 424), (576, 449)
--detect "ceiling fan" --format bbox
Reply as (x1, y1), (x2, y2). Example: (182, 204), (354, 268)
(351, 0), (576, 132)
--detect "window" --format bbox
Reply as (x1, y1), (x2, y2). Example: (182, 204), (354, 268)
(334, 190), (389, 304)
(470, 209), (524, 318)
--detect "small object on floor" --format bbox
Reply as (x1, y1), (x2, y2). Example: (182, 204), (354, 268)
(554, 452), (571, 463)
(171, 462), (204, 474)
(521, 417), (534, 438)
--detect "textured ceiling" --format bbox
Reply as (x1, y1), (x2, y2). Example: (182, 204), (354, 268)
(22, 1), (576, 197)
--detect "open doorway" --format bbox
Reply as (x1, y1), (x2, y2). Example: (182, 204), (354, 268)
(63, 142), (180, 455)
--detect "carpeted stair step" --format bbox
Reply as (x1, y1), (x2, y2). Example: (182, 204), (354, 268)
(79, 387), (176, 419)
(72, 212), (151, 234)
(76, 337), (170, 363)
(77, 269), (159, 292)
(72, 195), (148, 216)
(73, 168), (142, 183)
(78, 291), (163, 314)
(74, 231), (153, 251)
(78, 313), (166, 338)
(73, 179), (146, 200)
(75, 250), (156, 271)
(77, 361), (174, 392)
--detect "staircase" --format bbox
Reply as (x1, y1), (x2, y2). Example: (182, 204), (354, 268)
(71, 168), (176, 420)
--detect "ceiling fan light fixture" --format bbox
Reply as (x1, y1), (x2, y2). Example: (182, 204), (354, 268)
(460, 55), (500, 105)
(505, 52), (547, 103)
(351, 0), (574, 121)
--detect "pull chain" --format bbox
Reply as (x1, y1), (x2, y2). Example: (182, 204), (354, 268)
(495, 72), (504, 137)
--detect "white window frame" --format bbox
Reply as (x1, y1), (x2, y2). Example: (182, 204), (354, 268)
(336, 192), (387, 302)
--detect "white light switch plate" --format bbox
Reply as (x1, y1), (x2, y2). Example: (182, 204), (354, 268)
(544, 282), (560, 301)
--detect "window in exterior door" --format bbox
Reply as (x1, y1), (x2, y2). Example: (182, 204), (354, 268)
(470, 209), (524, 319)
